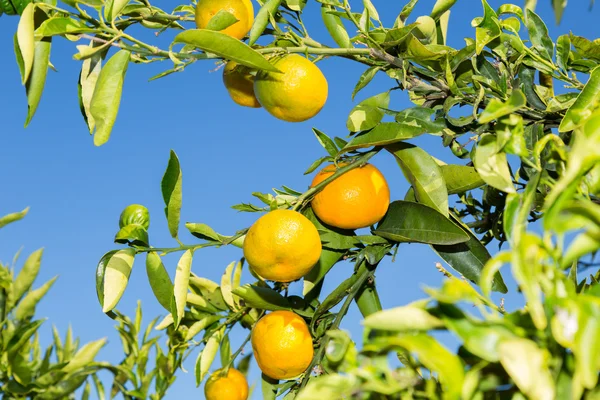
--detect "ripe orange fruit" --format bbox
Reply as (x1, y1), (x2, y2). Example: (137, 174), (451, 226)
(243, 209), (321, 282)
(251, 310), (314, 380)
(195, 0), (254, 40)
(310, 163), (390, 230)
(223, 61), (261, 108)
(254, 54), (328, 122)
(204, 368), (249, 400)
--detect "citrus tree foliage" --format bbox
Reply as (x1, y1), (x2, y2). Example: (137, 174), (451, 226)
(6, 0), (600, 398)
(0, 211), (183, 399)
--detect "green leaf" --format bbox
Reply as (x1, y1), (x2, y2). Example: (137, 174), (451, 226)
(440, 165), (485, 194)
(303, 249), (344, 298)
(431, 0), (458, 20)
(13, 248), (43, 303)
(220, 334), (231, 367)
(90, 49), (130, 146)
(478, 89), (526, 123)
(102, 248), (135, 313)
(114, 224), (148, 246)
(441, 305), (516, 362)
(472, 134), (516, 193)
(394, 107), (446, 133)
(559, 66), (600, 132)
(249, 0), (282, 46)
(0, 207), (29, 229)
(146, 252), (173, 312)
(313, 128), (338, 157)
(572, 297), (600, 393)
(62, 338), (107, 374)
(433, 214), (508, 293)
(351, 66), (379, 101)
(232, 284), (291, 311)
(104, 0), (129, 22)
(205, 9), (239, 31)
(346, 92), (389, 132)
(196, 327), (223, 385)
(36, 18), (96, 36)
(525, 8), (554, 61)
(185, 315), (222, 341)
(161, 150), (183, 238)
(363, 305), (443, 331)
(570, 34), (600, 62)
(16, 2), (34, 84)
(373, 334), (464, 399)
(24, 37), (51, 127)
(296, 374), (358, 400)
(174, 29), (278, 72)
(221, 261), (236, 311)
(474, 0), (501, 55)
(303, 207), (357, 250)
(172, 250), (192, 328)
(373, 201), (469, 245)
(15, 276), (57, 321)
(261, 374), (279, 400)
(341, 122), (427, 153)
(556, 35), (571, 72)
(321, 4), (352, 49)
(498, 338), (556, 399)
(78, 43), (102, 133)
(388, 143), (449, 216)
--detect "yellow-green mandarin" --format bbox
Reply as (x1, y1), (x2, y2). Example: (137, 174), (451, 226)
(254, 55), (328, 122)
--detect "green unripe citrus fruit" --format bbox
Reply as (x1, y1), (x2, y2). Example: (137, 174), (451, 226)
(119, 204), (150, 230)
(414, 16), (437, 44)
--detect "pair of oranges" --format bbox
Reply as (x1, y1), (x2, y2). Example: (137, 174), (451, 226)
(205, 164), (390, 399)
(195, 0), (328, 123)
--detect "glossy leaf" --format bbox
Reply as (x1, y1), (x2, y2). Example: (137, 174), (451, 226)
(13, 248), (43, 302)
(373, 201), (468, 245)
(321, 4), (352, 49)
(90, 49), (130, 146)
(196, 327), (223, 385)
(346, 92), (389, 132)
(313, 128), (338, 157)
(478, 89), (526, 124)
(16, 2), (34, 84)
(525, 8), (554, 61)
(102, 248), (135, 313)
(174, 30), (278, 72)
(559, 66), (600, 132)
(249, 0), (282, 46)
(433, 214), (508, 293)
(146, 252), (173, 312)
(472, 134), (516, 193)
(24, 37), (51, 127)
(78, 44), (102, 133)
(388, 143), (449, 216)
(172, 250), (192, 328)
(36, 18), (96, 36)
(15, 276), (57, 321)
(303, 248), (344, 297)
(440, 165), (485, 194)
(205, 9), (239, 31)
(498, 338), (555, 400)
(363, 305), (443, 331)
(162, 150), (182, 238)
(0, 207), (29, 229)
(232, 284), (291, 311)
(474, 0), (501, 55)
(341, 122), (427, 153)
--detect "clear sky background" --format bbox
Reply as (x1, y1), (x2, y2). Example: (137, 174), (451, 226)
(0, 1), (597, 398)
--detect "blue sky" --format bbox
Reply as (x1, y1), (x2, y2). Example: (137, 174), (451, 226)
(0, 0), (597, 398)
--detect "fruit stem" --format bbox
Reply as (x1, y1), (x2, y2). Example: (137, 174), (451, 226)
(291, 148), (380, 212)
(224, 331), (253, 373)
